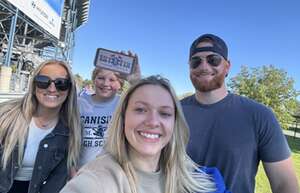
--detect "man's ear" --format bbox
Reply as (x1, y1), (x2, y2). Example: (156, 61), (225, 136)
(225, 60), (231, 77)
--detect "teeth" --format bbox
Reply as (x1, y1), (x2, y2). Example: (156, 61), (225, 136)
(47, 95), (57, 98)
(101, 89), (111, 92)
(199, 73), (212, 76)
(140, 132), (159, 139)
(45, 95), (58, 100)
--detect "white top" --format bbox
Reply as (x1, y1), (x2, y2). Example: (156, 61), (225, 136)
(78, 94), (120, 167)
(14, 119), (55, 181)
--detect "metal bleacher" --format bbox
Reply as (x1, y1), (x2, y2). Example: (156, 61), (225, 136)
(0, 0), (89, 99)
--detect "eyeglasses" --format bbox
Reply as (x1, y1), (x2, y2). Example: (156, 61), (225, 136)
(34, 75), (71, 91)
(190, 54), (223, 69)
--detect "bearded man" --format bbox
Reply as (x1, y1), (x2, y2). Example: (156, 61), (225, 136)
(180, 34), (299, 193)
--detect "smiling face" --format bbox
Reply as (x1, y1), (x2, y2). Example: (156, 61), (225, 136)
(93, 69), (121, 101)
(35, 63), (69, 112)
(189, 42), (230, 92)
(124, 84), (175, 162)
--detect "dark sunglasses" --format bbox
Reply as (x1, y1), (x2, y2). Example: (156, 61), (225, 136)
(34, 75), (71, 91)
(190, 54), (223, 69)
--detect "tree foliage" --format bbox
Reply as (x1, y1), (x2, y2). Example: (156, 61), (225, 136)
(74, 73), (84, 88)
(82, 79), (93, 87)
(296, 101), (300, 116)
(74, 73), (93, 89)
(294, 102), (300, 129)
(228, 65), (299, 129)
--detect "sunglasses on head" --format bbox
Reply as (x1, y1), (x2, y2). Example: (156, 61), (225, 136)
(34, 75), (71, 91)
(190, 54), (223, 69)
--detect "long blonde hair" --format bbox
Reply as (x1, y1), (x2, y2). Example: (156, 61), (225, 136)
(105, 75), (216, 193)
(0, 60), (81, 170)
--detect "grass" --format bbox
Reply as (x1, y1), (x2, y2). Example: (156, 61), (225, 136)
(255, 135), (300, 193)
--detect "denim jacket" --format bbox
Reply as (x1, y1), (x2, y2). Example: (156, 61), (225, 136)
(0, 120), (70, 193)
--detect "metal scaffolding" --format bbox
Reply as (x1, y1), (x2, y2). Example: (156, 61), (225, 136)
(0, 0), (89, 92)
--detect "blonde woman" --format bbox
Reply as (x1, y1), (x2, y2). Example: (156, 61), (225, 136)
(0, 60), (81, 193)
(61, 75), (230, 193)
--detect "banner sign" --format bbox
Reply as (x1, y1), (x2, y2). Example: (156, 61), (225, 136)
(94, 48), (135, 75)
(7, 0), (64, 39)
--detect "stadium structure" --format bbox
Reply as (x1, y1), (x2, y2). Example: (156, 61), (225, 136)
(0, 0), (89, 98)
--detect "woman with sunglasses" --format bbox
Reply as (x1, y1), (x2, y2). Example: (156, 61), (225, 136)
(61, 75), (230, 193)
(78, 52), (140, 167)
(0, 60), (81, 193)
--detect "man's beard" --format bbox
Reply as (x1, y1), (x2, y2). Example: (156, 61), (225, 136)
(190, 68), (226, 92)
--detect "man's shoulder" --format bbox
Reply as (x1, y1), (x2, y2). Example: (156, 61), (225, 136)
(180, 93), (263, 107)
(180, 94), (196, 105)
(231, 94), (272, 113)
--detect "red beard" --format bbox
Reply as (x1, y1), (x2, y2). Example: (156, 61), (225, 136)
(190, 68), (227, 92)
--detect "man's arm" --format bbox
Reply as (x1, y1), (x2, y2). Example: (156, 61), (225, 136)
(263, 157), (299, 193)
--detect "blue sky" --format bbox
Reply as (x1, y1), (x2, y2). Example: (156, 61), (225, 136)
(46, 0), (64, 15)
(72, 0), (300, 97)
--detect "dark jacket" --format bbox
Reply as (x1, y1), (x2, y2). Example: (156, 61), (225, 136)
(0, 120), (70, 193)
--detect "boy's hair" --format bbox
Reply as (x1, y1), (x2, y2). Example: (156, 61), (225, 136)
(91, 67), (124, 87)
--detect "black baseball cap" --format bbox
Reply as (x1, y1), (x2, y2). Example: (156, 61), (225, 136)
(189, 34), (228, 60)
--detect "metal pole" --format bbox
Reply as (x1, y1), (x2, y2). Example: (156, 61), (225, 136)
(295, 121), (298, 139)
(4, 9), (18, 67)
(22, 23), (28, 45)
(55, 46), (58, 59)
(66, 0), (76, 64)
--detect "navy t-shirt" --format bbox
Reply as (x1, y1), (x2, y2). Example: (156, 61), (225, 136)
(181, 93), (291, 193)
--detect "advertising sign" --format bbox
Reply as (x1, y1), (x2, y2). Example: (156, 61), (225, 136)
(7, 0), (64, 39)
(94, 48), (136, 75)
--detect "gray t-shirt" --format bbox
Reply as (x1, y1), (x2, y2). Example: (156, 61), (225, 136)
(181, 93), (291, 193)
(78, 94), (120, 167)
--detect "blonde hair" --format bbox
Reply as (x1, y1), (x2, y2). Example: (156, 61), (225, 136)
(105, 75), (216, 193)
(0, 60), (81, 170)
(91, 67), (124, 87)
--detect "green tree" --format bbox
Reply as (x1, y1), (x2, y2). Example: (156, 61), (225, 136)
(228, 65), (299, 129)
(82, 79), (93, 87)
(74, 73), (84, 89)
(295, 101), (300, 116)
(293, 101), (300, 128)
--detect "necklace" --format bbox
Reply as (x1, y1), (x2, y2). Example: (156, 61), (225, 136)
(34, 117), (58, 129)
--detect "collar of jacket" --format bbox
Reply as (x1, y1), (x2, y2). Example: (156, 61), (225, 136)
(46, 119), (70, 137)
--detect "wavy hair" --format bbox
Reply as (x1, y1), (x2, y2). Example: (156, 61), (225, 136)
(105, 75), (216, 193)
(0, 60), (81, 170)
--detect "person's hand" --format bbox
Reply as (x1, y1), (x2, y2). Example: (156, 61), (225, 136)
(69, 166), (78, 179)
(121, 50), (141, 83)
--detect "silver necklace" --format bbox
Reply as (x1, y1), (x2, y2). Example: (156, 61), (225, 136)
(34, 117), (58, 129)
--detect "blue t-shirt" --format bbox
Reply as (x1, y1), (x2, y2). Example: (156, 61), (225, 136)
(181, 93), (290, 193)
